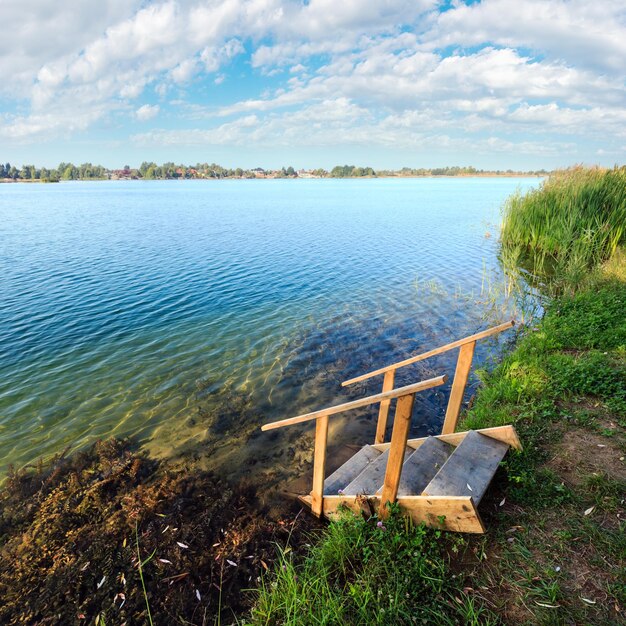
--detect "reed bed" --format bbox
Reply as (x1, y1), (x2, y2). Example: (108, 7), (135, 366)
(500, 166), (626, 291)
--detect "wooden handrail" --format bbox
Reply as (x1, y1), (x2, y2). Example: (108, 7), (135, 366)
(341, 320), (515, 387)
(260, 375), (448, 432)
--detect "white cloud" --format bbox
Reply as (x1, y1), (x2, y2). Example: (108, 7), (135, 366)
(426, 0), (626, 74)
(135, 104), (160, 121)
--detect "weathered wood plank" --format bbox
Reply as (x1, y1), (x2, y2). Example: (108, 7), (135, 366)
(389, 436), (453, 496)
(299, 494), (485, 533)
(261, 376), (447, 431)
(379, 394), (414, 518)
(342, 321), (514, 386)
(371, 425), (523, 452)
(441, 340), (475, 435)
(324, 445), (381, 496)
(310, 415), (329, 517)
(375, 369), (396, 444)
(422, 430), (509, 504)
(342, 447), (414, 495)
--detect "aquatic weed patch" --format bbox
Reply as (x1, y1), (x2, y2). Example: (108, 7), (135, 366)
(0, 439), (312, 625)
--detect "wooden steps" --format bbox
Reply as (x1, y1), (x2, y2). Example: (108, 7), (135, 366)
(323, 445), (381, 495)
(261, 322), (520, 533)
(301, 426), (521, 533)
(343, 447), (414, 495)
(422, 431), (509, 503)
(393, 436), (453, 496)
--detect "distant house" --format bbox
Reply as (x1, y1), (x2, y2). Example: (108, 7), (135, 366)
(110, 169), (133, 180)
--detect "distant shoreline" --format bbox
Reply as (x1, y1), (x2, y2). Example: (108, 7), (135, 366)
(1, 173), (544, 184)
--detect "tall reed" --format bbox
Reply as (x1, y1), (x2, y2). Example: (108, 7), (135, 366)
(500, 166), (626, 292)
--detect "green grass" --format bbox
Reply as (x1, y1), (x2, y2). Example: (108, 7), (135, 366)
(458, 260), (626, 624)
(501, 166), (626, 292)
(248, 507), (497, 626)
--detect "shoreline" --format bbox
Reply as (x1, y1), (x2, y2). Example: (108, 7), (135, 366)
(1, 173), (544, 184)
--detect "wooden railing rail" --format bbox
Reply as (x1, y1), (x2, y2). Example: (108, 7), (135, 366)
(260, 376), (448, 431)
(341, 321), (515, 442)
(261, 374), (448, 517)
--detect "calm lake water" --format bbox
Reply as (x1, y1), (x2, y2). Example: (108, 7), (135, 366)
(0, 178), (540, 480)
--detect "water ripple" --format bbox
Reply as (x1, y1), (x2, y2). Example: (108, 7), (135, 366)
(0, 178), (540, 475)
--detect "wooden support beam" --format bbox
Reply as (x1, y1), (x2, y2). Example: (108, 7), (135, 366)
(261, 375), (447, 431)
(342, 320), (514, 387)
(299, 494), (486, 533)
(379, 393), (414, 518)
(441, 340), (475, 435)
(310, 415), (329, 517)
(375, 369), (395, 444)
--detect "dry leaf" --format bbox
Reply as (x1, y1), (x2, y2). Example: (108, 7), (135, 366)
(584, 506), (595, 516)
(499, 498), (506, 507)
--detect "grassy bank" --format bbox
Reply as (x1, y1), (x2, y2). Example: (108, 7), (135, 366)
(250, 168), (625, 625)
(501, 166), (626, 291)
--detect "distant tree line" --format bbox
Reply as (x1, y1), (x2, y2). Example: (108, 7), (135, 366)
(1, 161), (548, 182)
(0, 162), (107, 182)
(377, 166), (549, 177)
(329, 165), (376, 177)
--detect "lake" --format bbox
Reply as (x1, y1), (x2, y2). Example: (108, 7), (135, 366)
(0, 178), (540, 482)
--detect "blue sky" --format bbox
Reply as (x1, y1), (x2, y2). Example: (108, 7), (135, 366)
(1, 0), (625, 170)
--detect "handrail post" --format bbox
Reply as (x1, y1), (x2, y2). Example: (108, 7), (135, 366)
(375, 369), (396, 444)
(379, 393), (415, 519)
(311, 415), (329, 517)
(441, 340), (476, 435)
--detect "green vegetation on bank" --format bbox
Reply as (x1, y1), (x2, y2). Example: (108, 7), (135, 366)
(501, 166), (626, 291)
(1, 160), (547, 182)
(250, 167), (625, 625)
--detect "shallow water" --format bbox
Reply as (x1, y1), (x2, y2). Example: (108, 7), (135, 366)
(0, 178), (540, 479)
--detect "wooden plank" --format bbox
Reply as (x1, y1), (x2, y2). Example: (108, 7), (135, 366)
(390, 437), (453, 496)
(372, 425), (523, 452)
(300, 494), (485, 533)
(398, 495), (485, 533)
(342, 447), (414, 495)
(375, 369), (396, 444)
(422, 431), (509, 504)
(342, 320), (514, 386)
(323, 445), (381, 495)
(379, 394), (414, 518)
(310, 415), (329, 517)
(441, 341), (476, 435)
(261, 375), (447, 431)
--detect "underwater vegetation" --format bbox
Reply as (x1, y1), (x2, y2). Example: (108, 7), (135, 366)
(0, 439), (314, 625)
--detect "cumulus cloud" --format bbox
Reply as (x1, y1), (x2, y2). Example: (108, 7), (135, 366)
(135, 104), (160, 121)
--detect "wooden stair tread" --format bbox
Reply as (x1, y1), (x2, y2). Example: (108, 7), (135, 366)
(323, 445), (381, 496)
(390, 436), (454, 496)
(422, 431), (509, 503)
(342, 447), (414, 495)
